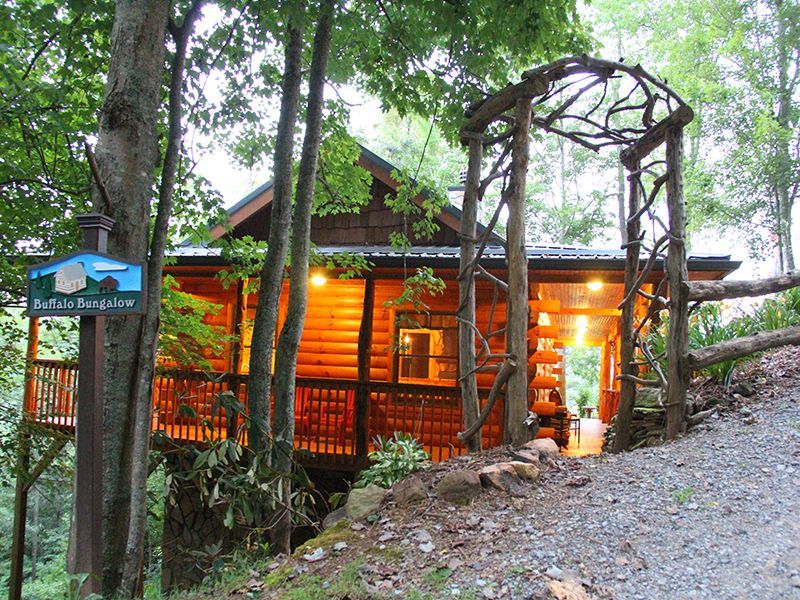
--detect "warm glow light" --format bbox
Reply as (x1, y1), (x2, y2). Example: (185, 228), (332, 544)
(311, 274), (327, 286)
(587, 281), (603, 291)
(576, 315), (589, 328)
(403, 335), (411, 345)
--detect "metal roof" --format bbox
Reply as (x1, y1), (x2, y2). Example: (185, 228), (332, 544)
(170, 242), (739, 273)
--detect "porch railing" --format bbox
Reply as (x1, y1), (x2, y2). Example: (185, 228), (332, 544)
(26, 359), (505, 467)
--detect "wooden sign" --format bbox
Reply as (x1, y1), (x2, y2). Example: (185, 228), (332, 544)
(27, 251), (146, 317)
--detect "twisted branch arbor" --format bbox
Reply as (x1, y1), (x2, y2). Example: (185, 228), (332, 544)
(456, 55), (799, 452)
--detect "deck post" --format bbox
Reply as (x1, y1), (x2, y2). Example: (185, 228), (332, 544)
(356, 277), (375, 458)
(67, 214), (113, 595)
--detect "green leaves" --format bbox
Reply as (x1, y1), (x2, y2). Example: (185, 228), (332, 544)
(355, 431), (430, 489)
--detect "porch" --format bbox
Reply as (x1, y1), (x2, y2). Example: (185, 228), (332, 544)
(26, 358), (505, 470)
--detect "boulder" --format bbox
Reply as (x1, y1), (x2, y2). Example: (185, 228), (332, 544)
(392, 475), (427, 506)
(345, 484), (387, 521)
(507, 461), (540, 482)
(322, 506), (349, 530)
(436, 470), (482, 504)
(479, 464), (526, 497)
(636, 388), (664, 408)
(523, 438), (560, 460)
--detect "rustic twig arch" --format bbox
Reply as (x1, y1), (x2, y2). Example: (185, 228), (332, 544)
(456, 55), (696, 451)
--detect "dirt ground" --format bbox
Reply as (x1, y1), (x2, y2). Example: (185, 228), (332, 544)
(220, 347), (800, 599)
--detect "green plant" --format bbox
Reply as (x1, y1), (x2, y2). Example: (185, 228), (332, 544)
(355, 432), (430, 488)
(674, 486), (694, 504)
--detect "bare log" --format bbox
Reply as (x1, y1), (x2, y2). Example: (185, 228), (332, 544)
(686, 272), (800, 302)
(461, 76), (547, 140)
(687, 326), (800, 370)
(620, 105), (694, 168)
(458, 359), (517, 443)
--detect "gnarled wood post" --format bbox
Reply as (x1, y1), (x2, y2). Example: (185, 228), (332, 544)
(613, 160), (641, 452)
(458, 134), (483, 452)
(505, 97), (532, 446)
(665, 125), (689, 440)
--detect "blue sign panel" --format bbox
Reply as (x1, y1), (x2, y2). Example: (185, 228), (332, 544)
(27, 251), (146, 317)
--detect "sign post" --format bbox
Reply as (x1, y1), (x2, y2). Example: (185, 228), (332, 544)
(26, 213), (145, 596)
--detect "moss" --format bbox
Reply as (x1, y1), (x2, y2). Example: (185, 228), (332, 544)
(367, 543), (404, 562)
(291, 520), (358, 558)
(275, 558), (369, 599)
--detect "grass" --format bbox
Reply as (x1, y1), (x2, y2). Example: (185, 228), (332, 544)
(674, 486), (694, 504)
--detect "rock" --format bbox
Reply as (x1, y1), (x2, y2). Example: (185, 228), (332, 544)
(322, 506), (349, 529)
(479, 464), (526, 496)
(523, 438), (560, 460)
(436, 470), (482, 504)
(507, 461), (540, 482)
(636, 388), (665, 408)
(393, 475), (427, 506)
(510, 448), (540, 465)
(731, 381), (755, 397)
(345, 485), (387, 521)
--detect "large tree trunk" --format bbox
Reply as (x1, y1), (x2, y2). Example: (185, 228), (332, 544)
(246, 19), (304, 452)
(270, 0), (334, 556)
(504, 97), (532, 446)
(118, 4), (205, 596)
(89, 1), (170, 594)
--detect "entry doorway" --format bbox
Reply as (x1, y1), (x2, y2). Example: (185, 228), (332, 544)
(562, 344), (607, 456)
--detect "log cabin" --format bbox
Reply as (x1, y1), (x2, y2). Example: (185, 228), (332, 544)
(26, 146), (740, 469)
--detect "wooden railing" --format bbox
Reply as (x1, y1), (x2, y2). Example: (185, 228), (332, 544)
(27, 359), (505, 468)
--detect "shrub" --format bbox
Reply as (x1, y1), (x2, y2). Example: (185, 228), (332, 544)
(355, 432), (430, 489)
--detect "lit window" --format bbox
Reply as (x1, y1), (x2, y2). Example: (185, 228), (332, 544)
(396, 313), (458, 384)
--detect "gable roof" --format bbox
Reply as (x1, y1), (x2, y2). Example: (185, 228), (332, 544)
(209, 144), (500, 244)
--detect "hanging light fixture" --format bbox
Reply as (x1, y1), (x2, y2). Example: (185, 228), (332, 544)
(587, 281), (603, 291)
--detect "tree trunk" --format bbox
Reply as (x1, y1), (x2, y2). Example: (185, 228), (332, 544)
(246, 19), (304, 453)
(617, 160), (626, 244)
(458, 136), (482, 452)
(664, 126), (690, 441)
(505, 97), (532, 446)
(270, 0), (333, 556)
(118, 4), (205, 596)
(612, 161), (641, 453)
(90, 1), (170, 594)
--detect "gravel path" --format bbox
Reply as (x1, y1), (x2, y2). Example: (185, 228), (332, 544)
(260, 352), (800, 600)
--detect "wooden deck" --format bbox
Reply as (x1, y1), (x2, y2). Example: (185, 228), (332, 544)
(561, 418), (607, 456)
(26, 359), (505, 470)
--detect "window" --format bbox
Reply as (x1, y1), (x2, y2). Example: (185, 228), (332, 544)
(396, 313), (458, 384)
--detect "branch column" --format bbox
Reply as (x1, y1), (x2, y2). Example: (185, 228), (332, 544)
(505, 97), (532, 446)
(665, 125), (689, 439)
(458, 134), (483, 452)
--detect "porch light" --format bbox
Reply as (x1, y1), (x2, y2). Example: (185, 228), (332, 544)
(587, 281), (603, 291)
(311, 273), (327, 286)
(576, 315), (589, 328)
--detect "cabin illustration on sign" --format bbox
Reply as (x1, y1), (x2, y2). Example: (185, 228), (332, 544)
(98, 275), (119, 293)
(54, 262), (87, 295)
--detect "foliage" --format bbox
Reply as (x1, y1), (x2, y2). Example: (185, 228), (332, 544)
(591, 0), (800, 268)
(355, 432), (430, 489)
(159, 275), (233, 370)
(162, 390), (319, 536)
(647, 287), (800, 386)
(565, 346), (600, 413)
